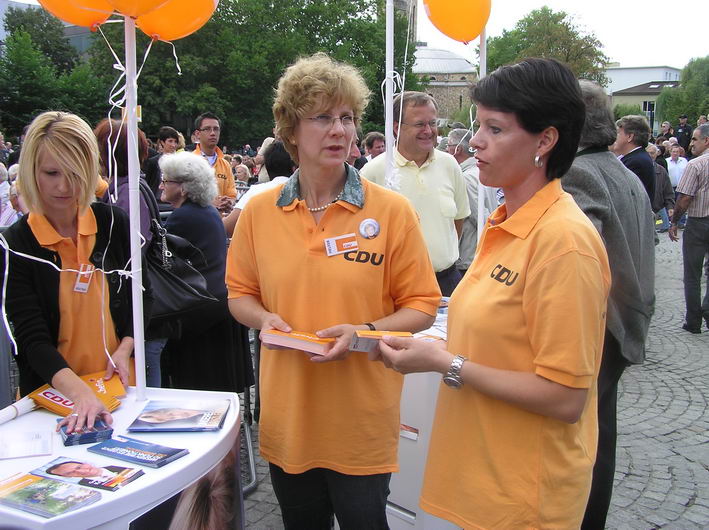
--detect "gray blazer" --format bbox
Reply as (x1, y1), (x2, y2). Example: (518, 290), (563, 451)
(563, 149), (656, 364)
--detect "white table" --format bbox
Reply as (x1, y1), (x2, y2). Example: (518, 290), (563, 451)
(387, 310), (448, 529)
(0, 387), (241, 529)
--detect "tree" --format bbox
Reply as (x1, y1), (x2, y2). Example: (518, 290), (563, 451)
(613, 103), (643, 121)
(0, 31), (59, 135)
(482, 7), (609, 86)
(656, 56), (709, 126)
(88, 0), (418, 145)
(4, 5), (79, 73)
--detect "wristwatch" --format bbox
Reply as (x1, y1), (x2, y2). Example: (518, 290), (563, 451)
(443, 355), (467, 389)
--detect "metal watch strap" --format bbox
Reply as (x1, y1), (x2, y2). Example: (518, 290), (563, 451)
(443, 355), (466, 388)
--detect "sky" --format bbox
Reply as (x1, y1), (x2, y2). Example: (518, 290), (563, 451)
(416, 0), (708, 70)
(17, 0), (707, 70)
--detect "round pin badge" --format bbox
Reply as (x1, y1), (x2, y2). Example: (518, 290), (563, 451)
(359, 218), (380, 239)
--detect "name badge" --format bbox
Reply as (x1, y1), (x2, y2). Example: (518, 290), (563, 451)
(73, 263), (95, 293)
(324, 233), (358, 257)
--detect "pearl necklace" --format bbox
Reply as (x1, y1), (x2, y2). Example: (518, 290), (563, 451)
(305, 189), (345, 212)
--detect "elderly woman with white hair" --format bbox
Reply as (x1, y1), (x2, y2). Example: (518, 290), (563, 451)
(158, 151), (253, 393)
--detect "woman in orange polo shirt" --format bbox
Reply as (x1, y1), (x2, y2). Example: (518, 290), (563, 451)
(3, 112), (144, 434)
(377, 59), (612, 528)
(227, 53), (440, 528)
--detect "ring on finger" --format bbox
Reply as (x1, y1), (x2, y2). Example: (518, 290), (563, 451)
(70, 413), (79, 417)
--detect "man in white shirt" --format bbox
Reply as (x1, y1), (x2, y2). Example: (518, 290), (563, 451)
(361, 92), (470, 295)
(666, 145), (688, 189)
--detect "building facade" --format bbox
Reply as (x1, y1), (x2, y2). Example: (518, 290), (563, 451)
(413, 47), (477, 123)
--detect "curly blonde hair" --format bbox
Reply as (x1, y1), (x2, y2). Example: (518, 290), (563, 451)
(272, 53), (371, 163)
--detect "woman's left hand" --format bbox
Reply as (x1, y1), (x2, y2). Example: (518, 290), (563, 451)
(104, 337), (134, 386)
(311, 324), (361, 363)
(377, 335), (453, 375)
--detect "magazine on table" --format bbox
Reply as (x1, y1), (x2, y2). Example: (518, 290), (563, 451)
(89, 435), (189, 468)
(127, 399), (231, 432)
(30, 456), (144, 492)
(0, 473), (101, 518)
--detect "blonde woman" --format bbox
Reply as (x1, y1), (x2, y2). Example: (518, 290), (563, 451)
(2, 111), (148, 433)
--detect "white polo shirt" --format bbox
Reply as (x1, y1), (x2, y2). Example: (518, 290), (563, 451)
(361, 148), (470, 272)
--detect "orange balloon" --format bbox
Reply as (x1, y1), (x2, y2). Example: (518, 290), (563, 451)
(108, 0), (169, 18)
(39, 0), (113, 28)
(423, 0), (491, 44)
(137, 0), (218, 41)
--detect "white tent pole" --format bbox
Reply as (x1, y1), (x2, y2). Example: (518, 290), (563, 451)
(123, 16), (147, 401)
(384, 0), (394, 182)
(476, 27), (487, 242)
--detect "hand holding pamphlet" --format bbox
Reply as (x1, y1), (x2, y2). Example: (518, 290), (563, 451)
(260, 329), (335, 355)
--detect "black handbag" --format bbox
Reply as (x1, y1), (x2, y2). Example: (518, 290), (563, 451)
(140, 180), (218, 325)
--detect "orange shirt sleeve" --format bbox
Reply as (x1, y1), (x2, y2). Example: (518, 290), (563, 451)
(524, 249), (608, 389)
(388, 201), (441, 316)
(226, 200), (261, 300)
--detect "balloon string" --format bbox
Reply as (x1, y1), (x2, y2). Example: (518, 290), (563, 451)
(162, 39), (183, 76)
(136, 38), (154, 80)
(0, 234), (142, 358)
(96, 21), (142, 367)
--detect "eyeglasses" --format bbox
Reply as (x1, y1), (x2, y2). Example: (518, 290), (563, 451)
(198, 126), (220, 133)
(304, 115), (356, 129)
(401, 120), (437, 130)
(161, 177), (179, 184)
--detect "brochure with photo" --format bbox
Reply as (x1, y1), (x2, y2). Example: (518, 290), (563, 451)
(89, 435), (189, 468)
(127, 399), (231, 432)
(0, 473), (101, 518)
(31, 456), (144, 492)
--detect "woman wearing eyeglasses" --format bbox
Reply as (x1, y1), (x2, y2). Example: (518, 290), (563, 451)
(157, 151), (253, 394)
(226, 53), (440, 528)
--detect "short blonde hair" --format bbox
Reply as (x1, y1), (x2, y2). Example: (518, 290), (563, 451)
(18, 112), (99, 215)
(273, 53), (371, 163)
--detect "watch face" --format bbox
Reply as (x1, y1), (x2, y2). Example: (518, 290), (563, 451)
(443, 375), (463, 389)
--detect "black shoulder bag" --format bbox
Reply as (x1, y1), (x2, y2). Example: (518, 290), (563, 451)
(139, 180), (218, 327)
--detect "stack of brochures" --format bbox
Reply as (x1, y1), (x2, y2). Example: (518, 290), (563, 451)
(57, 418), (113, 446)
(89, 435), (189, 468)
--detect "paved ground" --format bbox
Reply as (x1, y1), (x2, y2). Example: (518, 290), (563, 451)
(243, 234), (708, 529)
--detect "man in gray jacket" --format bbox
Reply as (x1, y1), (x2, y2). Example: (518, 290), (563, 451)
(562, 80), (656, 529)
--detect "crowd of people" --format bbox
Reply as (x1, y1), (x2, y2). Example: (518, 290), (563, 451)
(0, 51), (706, 530)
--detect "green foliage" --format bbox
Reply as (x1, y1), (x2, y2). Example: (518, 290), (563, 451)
(3, 5), (79, 73)
(482, 7), (609, 86)
(0, 31), (59, 135)
(613, 103), (643, 121)
(448, 103), (476, 129)
(88, 0), (418, 145)
(656, 56), (709, 125)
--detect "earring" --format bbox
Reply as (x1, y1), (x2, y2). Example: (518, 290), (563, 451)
(534, 154), (544, 168)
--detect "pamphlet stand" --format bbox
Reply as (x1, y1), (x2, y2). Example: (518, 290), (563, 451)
(0, 386), (241, 529)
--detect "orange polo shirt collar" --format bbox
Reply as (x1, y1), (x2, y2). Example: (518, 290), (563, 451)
(489, 178), (563, 240)
(28, 207), (98, 247)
